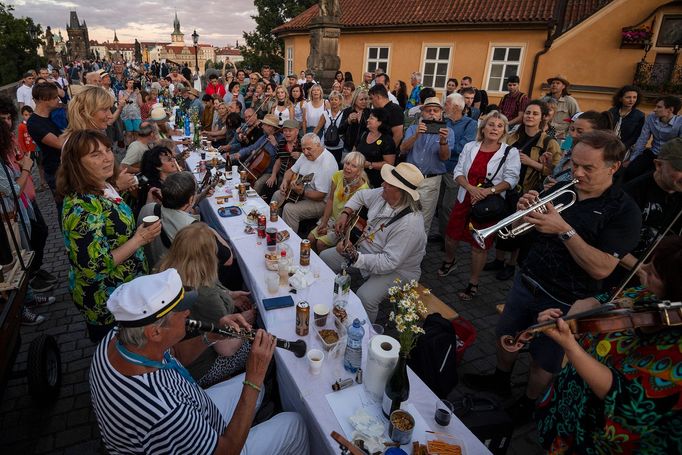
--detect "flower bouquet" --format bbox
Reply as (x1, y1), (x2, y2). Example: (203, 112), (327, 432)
(388, 279), (428, 355)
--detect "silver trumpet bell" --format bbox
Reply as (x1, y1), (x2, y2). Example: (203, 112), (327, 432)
(471, 179), (579, 249)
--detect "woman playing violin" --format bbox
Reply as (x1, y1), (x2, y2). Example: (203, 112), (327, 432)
(535, 235), (682, 454)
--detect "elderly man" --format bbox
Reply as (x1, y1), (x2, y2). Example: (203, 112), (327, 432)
(436, 93), (478, 240)
(399, 97), (454, 236)
(358, 71), (374, 91)
(406, 72), (424, 110)
(465, 131), (641, 423)
(121, 122), (158, 172)
(272, 133), (338, 233)
(90, 269), (308, 454)
(321, 163), (427, 322)
(542, 75), (580, 139)
(229, 114), (283, 196)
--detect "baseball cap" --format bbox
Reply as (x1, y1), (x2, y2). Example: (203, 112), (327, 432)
(658, 137), (682, 171)
(107, 269), (197, 327)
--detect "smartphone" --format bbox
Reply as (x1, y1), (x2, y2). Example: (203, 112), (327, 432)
(423, 119), (446, 134)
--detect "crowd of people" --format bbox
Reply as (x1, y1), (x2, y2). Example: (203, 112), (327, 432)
(1, 56), (681, 454)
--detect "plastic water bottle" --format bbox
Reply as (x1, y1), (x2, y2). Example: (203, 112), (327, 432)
(344, 318), (365, 373)
(184, 114), (191, 137)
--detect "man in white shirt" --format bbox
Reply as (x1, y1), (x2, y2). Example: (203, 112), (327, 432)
(121, 122), (158, 172)
(375, 73), (399, 105)
(16, 71), (36, 110)
(272, 133), (338, 233)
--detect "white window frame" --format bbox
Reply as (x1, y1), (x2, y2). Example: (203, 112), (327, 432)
(364, 44), (391, 74)
(286, 46), (294, 77)
(484, 44), (525, 94)
(420, 44), (453, 90)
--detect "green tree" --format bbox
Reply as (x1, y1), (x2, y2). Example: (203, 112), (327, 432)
(0, 3), (44, 86)
(240, 0), (317, 73)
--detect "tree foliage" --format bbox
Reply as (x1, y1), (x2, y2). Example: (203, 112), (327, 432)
(0, 3), (44, 86)
(239, 0), (317, 73)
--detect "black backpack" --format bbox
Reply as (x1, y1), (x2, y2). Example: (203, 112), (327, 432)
(324, 111), (341, 147)
(407, 313), (458, 398)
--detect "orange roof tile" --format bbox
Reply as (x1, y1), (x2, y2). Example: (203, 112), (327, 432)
(273, 0), (611, 34)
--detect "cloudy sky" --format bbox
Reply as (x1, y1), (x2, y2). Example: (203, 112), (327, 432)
(9, 0), (257, 47)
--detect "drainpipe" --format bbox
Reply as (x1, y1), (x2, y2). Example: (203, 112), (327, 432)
(528, 0), (568, 97)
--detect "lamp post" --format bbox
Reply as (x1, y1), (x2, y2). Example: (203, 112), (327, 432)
(192, 29), (199, 74)
(641, 39), (652, 62)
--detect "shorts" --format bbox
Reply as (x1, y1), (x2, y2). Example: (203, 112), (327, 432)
(495, 272), (573, 374)
(123, 119), (142, 132)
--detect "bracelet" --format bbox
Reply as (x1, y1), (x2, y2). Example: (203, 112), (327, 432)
(21, 168), (31, 174)
(439, 141), (447, 145)
(341, 208), (354, 217)
(202, 333), (217, 347)
(243, 380), (261, 392)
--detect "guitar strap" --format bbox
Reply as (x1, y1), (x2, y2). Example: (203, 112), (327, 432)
(384, 205), (413, 229)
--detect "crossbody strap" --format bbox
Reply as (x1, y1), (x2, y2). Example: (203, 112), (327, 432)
(485, 144), (509, 185)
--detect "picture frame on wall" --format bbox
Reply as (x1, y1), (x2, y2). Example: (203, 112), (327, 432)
(656, 15), (682, 47)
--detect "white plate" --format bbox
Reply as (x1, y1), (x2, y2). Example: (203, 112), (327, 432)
(246, 189), (258, 198)
(243, 205), (261, 225)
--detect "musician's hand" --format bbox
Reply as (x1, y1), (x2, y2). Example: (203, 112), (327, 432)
(230, 290), (253, 311)
(517, 190), (539, 211)
(219, 312), (252, 332)
(537, 309), (578, 350)
(523, 202), (572, 235)
(291, 181), (304, 195)
(543, 177), (557, 192)
(334, 213), (348, 235)
(567, 298), (600, 317)
(267, 134), (278, 146)
(279, 181), (289, 195)
(245, 329), (276, 386)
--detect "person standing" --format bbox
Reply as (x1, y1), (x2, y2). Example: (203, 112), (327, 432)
(16, 71), (36, 110)
(542, 75), (580, 139)
(405, 72), (424, 110)
(608, 85), (644, 153)
(498, 75), (528, 128)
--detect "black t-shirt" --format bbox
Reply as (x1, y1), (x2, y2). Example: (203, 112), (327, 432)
(26, 113), (63, 175)
(380, 101), (404, 130)
(355, 132), (396, 188)
(522, 183), (642, 300)
(623, 171), (682, 257)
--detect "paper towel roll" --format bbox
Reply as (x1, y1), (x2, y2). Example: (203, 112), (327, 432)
(364, 335), (401, 401)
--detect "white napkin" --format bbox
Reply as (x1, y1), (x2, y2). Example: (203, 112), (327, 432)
(288, 267), (316, 289)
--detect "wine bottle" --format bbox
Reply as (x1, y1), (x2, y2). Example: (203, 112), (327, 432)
(382, 353), (409, 418)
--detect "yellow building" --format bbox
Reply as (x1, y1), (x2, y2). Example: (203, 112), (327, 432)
(274, 0), (682, 111)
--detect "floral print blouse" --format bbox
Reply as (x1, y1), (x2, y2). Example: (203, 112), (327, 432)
(62, 192), (147, 326)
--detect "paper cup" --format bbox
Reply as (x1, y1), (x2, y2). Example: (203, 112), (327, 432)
(142, 215), (159, 227)
(313, 304), (330, 327)
(307, 349), (324, 375)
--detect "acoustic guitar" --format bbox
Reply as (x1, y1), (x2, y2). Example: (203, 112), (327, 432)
(285, 172), (315, 204)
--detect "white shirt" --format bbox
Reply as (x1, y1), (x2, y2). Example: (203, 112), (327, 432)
(453, 141), (521, 203)
(291, 149), (338, 198)
(16, 84), (35, 109)
(387, 91), (399, 105)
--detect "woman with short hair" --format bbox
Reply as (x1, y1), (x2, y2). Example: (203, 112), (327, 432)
(57, 130), (160, 342)
(354, 108), (396, 188)
(302, 84), (330, 135)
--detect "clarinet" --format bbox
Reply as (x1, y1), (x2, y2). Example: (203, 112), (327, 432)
(186, 319), (307, 358)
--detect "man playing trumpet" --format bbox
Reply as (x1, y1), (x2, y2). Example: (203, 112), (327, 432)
(464, 131), (642, 423)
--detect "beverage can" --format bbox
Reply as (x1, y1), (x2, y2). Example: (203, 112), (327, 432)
(300, 239), (311, 267)
(240, 170), (248, 183)
(296, 301), (310, 336)
(257, 214), (267, 238)
(270, 201), (279, 222)
(238, 183), (246, 202)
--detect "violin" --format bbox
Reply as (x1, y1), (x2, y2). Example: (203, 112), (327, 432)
(500, 300), (682, 352)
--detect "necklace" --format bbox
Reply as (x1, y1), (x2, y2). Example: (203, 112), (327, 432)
(343, 176), (361, 196)
(115, 340), (196, 384)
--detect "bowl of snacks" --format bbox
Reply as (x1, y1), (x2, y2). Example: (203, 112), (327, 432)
(314, 316), (347, 353)
(264, 251), (279, 271)
(388, 410), (415, 445)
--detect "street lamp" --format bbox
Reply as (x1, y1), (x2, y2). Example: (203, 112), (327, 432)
(191, 29), (199, 74)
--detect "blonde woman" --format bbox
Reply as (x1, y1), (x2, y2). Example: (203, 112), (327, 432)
(308, 152), (369, 252)
(439, 111), (521, 300)
(158, 222), (254, 388)
(322, 90), (345, 164)
(271, 85), (294, 125)
(302, 83), (330, 135)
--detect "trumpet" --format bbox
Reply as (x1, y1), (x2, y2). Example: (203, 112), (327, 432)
(471, 179), (579, 249)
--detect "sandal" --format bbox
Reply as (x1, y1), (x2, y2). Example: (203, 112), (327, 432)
(458, 283), (479, 301)
(437, 259), (457, 277)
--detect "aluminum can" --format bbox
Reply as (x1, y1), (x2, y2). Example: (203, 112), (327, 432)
(296, 301), (310, 336)
(270, 201), (279, 222)
(300, 239), (311, 267)
(238, 183), (246, 202)
(240, 170), (248, 183)
(257, 214), (267, 238)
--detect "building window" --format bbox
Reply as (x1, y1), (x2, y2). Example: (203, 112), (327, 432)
(366, 46), (389, 73)
(422, 47), (451, 89)
(286, 46), (294, 77)
(486, 47), (522, 92)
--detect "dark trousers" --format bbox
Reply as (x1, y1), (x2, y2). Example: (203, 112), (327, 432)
(624, 149), (655, 182)
(29, 201), (49, 274)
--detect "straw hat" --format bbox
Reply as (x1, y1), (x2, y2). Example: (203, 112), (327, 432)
(380, 162), (424, 201)
(260, 114), (281, 128)
(150, 106), (168, 122)
(421, 97), (443, 110)
(546, 74), (571, 86)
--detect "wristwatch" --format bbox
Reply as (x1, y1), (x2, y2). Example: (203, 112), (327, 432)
(558, 229), (577, 241)
(490, 187), (496, 194)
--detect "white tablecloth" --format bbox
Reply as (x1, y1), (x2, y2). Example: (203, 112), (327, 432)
(185, 150), (491, 454)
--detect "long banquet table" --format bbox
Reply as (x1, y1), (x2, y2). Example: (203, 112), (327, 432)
(183, 148), (491, 455)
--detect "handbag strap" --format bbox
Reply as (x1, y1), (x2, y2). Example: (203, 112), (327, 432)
(485, 144), (509, 185)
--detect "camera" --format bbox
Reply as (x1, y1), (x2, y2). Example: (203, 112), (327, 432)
(422, 119), (446, 134)
(134, 173), (149, 186)
(126, 100), (134, 104)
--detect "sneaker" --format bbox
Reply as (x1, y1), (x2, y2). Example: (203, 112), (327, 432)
(37, 269), (58, 283)
(29, 275), (57, 293)
(483, 259), (505, 272)
(496, 265), (516, 281)
(506, 395), (535, 425)
(30, 295), (56, 307)
(21, 307), (46, 326)
(463, 371), (512, 397)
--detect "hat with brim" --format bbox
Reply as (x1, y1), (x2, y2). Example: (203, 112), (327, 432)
(150, 106), (169, 122)
(547, 74), (570, 86)
(260, 114), (281, 128)
(282, 119), (300, 129)
(107, 269), (197, 328)
(380, 162), (424, 201)
(190, 88), (200, 97)
(421, 97), (443, 110)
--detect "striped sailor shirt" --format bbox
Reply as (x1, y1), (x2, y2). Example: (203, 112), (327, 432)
(90, 330), (226, 454)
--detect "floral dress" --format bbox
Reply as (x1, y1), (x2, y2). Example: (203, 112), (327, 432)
(62, 192), (147, 327)
(536, 287), (682, 454)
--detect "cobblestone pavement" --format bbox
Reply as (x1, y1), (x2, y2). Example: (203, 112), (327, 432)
(0, 189), (542, 454)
